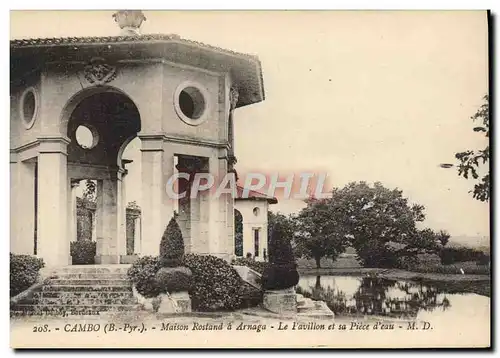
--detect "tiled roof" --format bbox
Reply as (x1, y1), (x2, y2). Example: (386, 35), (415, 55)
(235, 185), (277, 204)
(10, 33), (265, 107)
(10, 33), (259, 61)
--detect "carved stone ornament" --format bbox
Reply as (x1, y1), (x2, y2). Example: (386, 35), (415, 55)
(83, 58), (117, 86)
(229, 86), (239, 110)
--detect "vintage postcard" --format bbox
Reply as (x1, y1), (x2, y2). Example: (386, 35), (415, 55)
(9, 10), (490, 349)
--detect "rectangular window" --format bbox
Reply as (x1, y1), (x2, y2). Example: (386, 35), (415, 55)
(254, 228), (260, 257)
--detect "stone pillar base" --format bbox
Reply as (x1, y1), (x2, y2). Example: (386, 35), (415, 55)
(120, 254), (139, 264)
(263, 288), (297, 315)
(95, 255), (120, 264)
(157, 291), (192, 314)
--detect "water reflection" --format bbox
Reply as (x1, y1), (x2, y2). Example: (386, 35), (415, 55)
(297, 276), (459, 319)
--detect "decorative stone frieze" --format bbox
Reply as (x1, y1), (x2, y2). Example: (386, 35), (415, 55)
(83, 58), (117, 86)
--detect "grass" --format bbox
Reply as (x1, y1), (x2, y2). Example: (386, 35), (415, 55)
(297, 255), (490, 276)
(297, 256), (361, 269)
(408, 261), (490, 275)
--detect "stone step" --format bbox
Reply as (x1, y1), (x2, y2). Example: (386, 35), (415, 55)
(11, 265), (141, 318)
(296, 299), (335, 318)
(42, 285), (132, 293)
(11, 304), (141, 315)
(34, 291), (134, 300)
(48, 279), (131, 286)
(297, 303), (316, 312)
(297, 297), (315, 308)
(44, 266), (128, 276)
(54, 273), (129, 280)
(38, 297), (136, 306)
(48, 265), (130, 274)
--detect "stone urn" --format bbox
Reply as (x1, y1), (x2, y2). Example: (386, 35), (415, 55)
(112, 10), (146, 36)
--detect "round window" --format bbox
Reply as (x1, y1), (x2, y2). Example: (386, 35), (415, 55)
(174, 82), (209, 125)
(20, 87), (38, 129)
(253, 207), (260, 216)
(75, 125), (99, 149)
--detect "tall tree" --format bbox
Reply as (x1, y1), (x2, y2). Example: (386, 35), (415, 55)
(294, 182), (441, 268)
(294, 197), (349, 268)
(455, 95), (490, 202)
(267, 211), (297, 245)
(436, 230), (450, 247)
(338, 182), (428, 268)
(261, 221), (299, 290)
(234, 209), (243, 257)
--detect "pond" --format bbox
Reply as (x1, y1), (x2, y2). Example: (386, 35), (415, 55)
(297, 275), (490, 322)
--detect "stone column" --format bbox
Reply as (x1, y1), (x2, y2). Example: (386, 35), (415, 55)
(10, 159), (18, 254)
(177, 174), (192, 252)
(68, 180), (79, 243)
(36, 137), (70, 267)
(95, 180), (104, 256)
(116, 170), (127, 258)
(140, 136), (175, 256)
(91, 211), (97, 241)
(133, 216), (141, 254)
(96, 177), (121, 264)
(11, 159), (37, 255)
(197, 187), (211, 255)
(190, 187), (203, 253)
(200, 154), (231, 260)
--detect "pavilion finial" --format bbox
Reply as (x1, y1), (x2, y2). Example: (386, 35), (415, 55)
(112, 10), (146, 36)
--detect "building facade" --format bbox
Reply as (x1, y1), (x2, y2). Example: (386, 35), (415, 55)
(234, 186), (277, 262)
(10, 11), (265, 267)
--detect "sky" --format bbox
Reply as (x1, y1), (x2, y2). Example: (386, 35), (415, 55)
(10, 10), (490, 237)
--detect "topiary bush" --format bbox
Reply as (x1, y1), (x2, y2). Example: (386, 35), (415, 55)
(70, 240), (96, 265)
(10, 253), (45, 297)
(155, 266), (193, 293)
(159, 216), (185, 267)
(261, 222), (299, 290)
(183, 254), (243, 311)
(127, 256), (162, 298)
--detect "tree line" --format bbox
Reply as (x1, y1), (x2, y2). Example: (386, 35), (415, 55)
(268, 181), (451, 269)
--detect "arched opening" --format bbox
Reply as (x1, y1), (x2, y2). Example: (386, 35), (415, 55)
(66, 91), (141, 167)
(234, 209), (243, 257)
(65, 89), (141, 264)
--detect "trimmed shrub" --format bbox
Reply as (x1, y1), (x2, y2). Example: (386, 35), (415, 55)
(232, 257), (269, 275)
(159, 216), (185, 267)
(262, 265), (300, 290)
(127, 256), (162, 298)
(477, 253), (490, 266)
(262, 222), (299, 290)
(439, 247), (485, 265)
(183, 254), (243, 311)
(10, 253), (45, 297)
(155, 266), (193, 293)
(70, 240), (96, 265)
